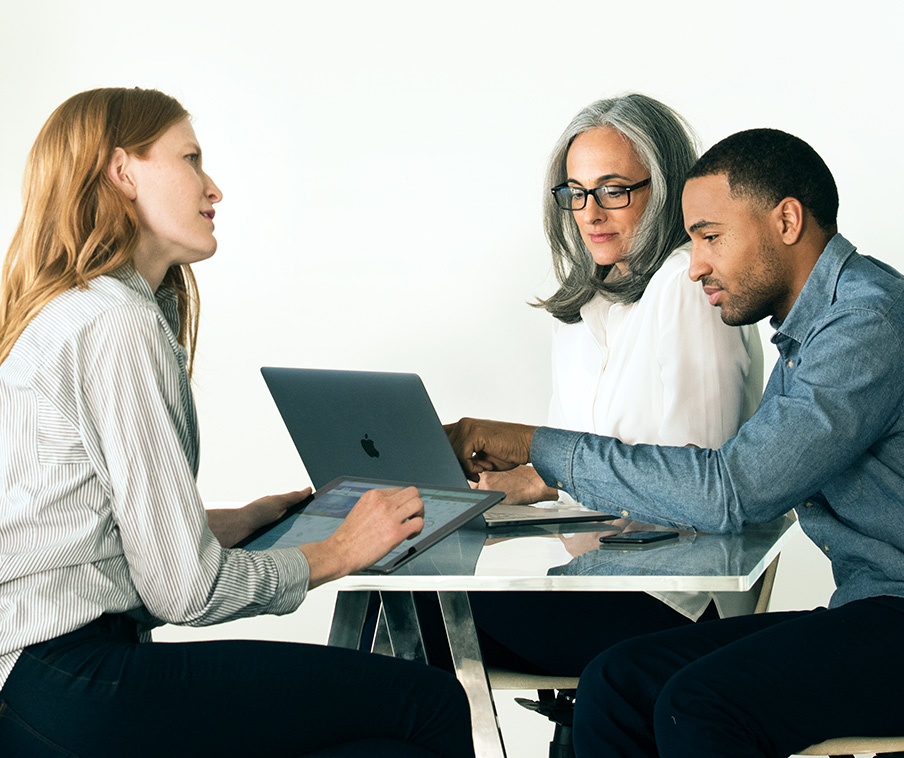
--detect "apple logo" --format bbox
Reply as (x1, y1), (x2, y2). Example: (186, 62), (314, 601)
(361, 433), (380, 458)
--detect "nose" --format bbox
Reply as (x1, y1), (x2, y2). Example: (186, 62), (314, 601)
(577, 199), (606, 226)
(688, 241), (712, 282)
(204, 172), (223, 204)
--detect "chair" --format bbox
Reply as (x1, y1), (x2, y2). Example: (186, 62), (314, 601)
(488, 556), (781, 758)
(797, 737), (904, 757)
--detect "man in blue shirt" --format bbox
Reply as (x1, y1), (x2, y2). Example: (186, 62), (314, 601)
(447, 128), (904, 757)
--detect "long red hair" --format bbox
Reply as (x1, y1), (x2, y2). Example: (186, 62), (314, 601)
(0, 87), (200, 371)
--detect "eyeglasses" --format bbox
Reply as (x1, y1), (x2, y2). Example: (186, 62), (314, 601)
(550, 178), (651, 211)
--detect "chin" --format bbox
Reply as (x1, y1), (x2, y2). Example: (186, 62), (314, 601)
(591, 254), (626, 269)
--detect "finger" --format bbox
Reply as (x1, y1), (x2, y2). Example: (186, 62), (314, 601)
(402, 516), (425, 539)
(399, 495), (425, 521)
(382, 487), (421, 511)
(462, 459), (485, 481)
(445, 418), (475, 458)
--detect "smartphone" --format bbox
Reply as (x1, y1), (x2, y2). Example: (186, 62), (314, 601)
(599, 531), (679, 546)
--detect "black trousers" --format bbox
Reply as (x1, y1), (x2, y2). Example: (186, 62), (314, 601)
(574, 596), (904, 758)
(414, 591), (718, 677)
(0, 614), (474, 758)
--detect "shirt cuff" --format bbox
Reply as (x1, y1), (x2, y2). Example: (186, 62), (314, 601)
(531, 426), (586, 495)
(266, 547), (311, 614)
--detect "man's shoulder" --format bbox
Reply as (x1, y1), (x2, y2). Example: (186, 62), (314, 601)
(835, 251), (904, 321)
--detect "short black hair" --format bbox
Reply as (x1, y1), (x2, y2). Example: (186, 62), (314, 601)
(687, 128), (838, 232)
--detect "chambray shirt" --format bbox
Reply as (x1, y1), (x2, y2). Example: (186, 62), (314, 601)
(533, 234), (904, 609)
(0, 269), (310, 689)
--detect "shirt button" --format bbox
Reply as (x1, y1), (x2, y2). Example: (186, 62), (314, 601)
(787, 360), (795, 368)
(556, 481), (564, 489)
(620, 509), (630, 517)
(805, 501), (814, 508)
(823, 544), (830, 553)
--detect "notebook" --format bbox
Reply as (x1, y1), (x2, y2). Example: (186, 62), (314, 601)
(260, 367), (614, 528)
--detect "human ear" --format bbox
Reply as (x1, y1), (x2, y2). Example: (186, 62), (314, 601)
(107, 147), (138, 201)
(773, 197), (804, 245)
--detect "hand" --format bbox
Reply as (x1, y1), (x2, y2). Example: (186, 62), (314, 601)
(444, 417), (537, 482)
(300, 487), (425, 588)
(475, 465), (558, 505)
(208, 488), (312, 548)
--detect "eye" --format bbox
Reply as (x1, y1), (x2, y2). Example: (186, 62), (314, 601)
(185, 153), (200, 165)
(703, 234), (719, 243)
(601, 186), (627, 199)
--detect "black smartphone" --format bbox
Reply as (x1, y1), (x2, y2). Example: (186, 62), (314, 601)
(599, 531), (679, 546)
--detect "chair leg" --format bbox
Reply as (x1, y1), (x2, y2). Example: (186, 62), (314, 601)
(549, 720), (574, 758)
(514, 689), (576, 758)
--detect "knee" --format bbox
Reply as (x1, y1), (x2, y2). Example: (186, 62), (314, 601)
(422, 666), (471, 721)
(575, 637), (646, 714)
(653, 666), (724, 741)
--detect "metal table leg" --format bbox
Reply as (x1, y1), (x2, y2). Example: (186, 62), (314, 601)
(327, 590), (373, 649)
(438, 591), (506, 758)
(379, 591), (427, 664)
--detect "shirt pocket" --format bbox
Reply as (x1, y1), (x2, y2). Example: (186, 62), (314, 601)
(36, 396), (90, 465)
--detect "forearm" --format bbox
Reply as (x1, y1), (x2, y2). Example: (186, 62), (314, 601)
(298, 541), (353, 590)
(530, 427), (795, 533)
(207, 508), (257, 548)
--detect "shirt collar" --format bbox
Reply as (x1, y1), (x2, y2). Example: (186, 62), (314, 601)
(770, 232), (856, 344)
(111, 266), (182, 335)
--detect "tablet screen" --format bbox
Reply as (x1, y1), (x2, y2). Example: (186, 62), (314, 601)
(237, 477), (503, 572)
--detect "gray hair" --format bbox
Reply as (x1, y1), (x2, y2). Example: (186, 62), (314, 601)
(535, 93), (699, 323)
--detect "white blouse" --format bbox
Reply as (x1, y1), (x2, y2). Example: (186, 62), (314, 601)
(549, 247), (763, 447)
(546, 247), (763, 620)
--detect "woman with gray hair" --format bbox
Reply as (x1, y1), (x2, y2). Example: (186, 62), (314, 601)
(464, 93), (764, 676)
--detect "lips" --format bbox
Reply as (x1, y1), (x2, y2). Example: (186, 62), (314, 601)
(200, 210), (215, 220)
(589, 233), (617, 244)
(703, 285), (723, 306)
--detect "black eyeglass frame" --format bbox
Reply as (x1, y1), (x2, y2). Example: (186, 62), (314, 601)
(550, 178), (651, 211)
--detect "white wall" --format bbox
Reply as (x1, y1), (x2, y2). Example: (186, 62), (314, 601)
(2, 2), (901, 755)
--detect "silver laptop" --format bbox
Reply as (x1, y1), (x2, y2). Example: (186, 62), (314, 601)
(261, 367), (613, 528)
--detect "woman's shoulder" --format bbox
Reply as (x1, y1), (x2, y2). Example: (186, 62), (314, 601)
(641, 245), (705, 305)
(647, 245), (692, 287)
(16, 274), (164, 363)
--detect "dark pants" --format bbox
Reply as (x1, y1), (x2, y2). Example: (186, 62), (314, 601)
(415, 591), (718, 676)
(0, 614), (474, 758)
(574, 596), (904, 758)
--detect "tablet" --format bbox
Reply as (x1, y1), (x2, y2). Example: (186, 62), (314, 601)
(236, 477), (505, 573)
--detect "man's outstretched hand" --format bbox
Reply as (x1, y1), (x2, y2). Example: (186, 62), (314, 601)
(444, 417), (538, 482)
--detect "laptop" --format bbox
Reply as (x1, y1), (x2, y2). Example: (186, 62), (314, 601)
(261, 367), (614, 528)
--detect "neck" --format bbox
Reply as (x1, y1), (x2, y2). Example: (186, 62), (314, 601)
(774, 230), (834, 320)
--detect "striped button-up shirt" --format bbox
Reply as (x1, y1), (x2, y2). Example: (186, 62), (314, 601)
(0, 269), (310, 688)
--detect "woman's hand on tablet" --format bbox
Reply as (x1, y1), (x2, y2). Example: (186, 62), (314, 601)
(208, 488), (313, 548)
(300, 487), (425, 588)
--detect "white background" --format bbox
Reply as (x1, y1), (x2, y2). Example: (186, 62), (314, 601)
(2, 2), (902, 755)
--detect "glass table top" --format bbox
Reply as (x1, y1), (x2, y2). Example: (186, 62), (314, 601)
(331, 512), (797, 593)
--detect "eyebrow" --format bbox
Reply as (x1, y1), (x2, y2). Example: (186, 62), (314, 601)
(687, 220), (720, 234)
(565, 173), (632, 186)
